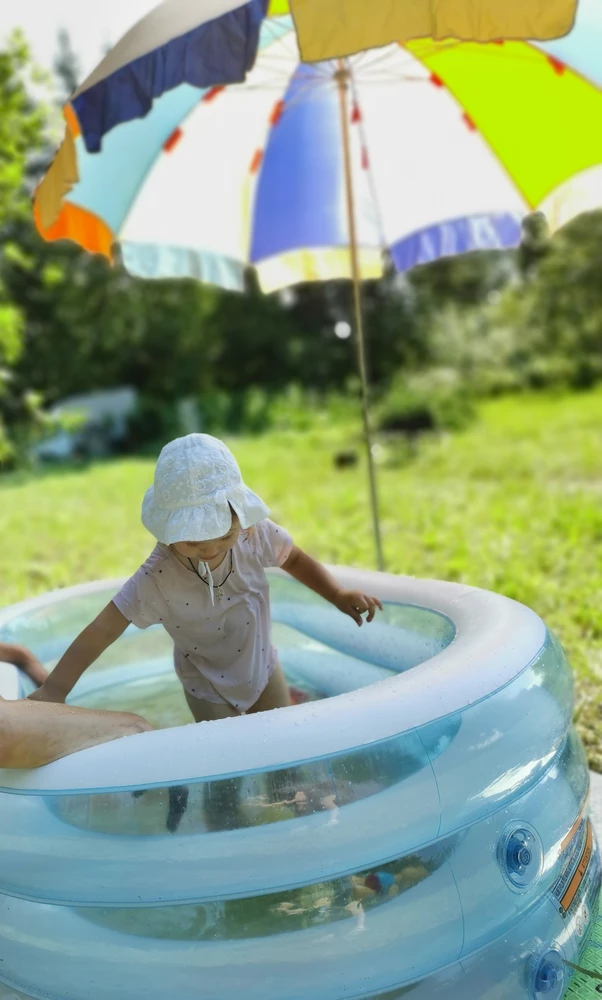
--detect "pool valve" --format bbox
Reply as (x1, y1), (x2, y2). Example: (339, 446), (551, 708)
(530, 949), (565, 1000)
(498, 823), (543, 890)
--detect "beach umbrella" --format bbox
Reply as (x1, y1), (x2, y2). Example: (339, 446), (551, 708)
(34, 0), (602, 570)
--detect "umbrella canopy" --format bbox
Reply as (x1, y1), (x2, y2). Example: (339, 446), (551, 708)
(35, 1), (602, 293)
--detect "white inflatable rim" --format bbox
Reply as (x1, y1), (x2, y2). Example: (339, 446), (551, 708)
(0, 569), (547, 794)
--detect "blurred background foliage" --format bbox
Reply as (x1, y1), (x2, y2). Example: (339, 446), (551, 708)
(1, 32), (602, 467)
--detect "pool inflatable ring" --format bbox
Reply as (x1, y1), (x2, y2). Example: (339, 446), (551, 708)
(0, 568), (598, 1000)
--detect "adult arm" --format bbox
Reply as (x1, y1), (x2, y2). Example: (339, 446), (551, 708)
(0, 697), (152, 769)
(0, 642), (48, 687)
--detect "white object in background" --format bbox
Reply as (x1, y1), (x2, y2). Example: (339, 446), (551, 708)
(0, 663), (21, 702)
(34, 386), (137, 461)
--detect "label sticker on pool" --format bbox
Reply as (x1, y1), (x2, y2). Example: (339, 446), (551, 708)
(556, 818), (602, 999)
(550, 819), (596, 925)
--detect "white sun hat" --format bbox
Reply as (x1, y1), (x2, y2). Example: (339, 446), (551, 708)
(142, 434), (270, 544)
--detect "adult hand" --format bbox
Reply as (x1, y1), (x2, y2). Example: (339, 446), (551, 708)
(115, 714), (155, 737)
(334, 590), (383, 627)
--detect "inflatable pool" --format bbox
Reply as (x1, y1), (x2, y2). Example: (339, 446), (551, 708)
(0, 568), (599, 1000)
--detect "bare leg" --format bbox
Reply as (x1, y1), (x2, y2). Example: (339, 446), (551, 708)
(0, 697), (152, 770)
(183, 663), (292, 832)
(133, 692), (241, 834)
(184, 692), (241, 723)
(179, 694), (239, 832)
(248, 663), (292, 714)
(184, 663), (291, 722)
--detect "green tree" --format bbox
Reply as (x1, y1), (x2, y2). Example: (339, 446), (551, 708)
(0, 35), (47, 466)
(516, 212), (551, 279)
(54, 29), (80, 99)
(402, 209), (602, 398)
(522, 211), (602, 388)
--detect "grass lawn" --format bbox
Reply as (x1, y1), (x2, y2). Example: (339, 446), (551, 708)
(1, 391), (602, 765)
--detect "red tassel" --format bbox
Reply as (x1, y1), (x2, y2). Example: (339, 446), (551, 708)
(351, 103), (362, 124)
(462, 112), (477, 132)
(163, 127), (183, 153)
(430, 73), (444, 88)
(270, 100), (285, 126)
(547, 55), (566, 75)
(202, 85), (225, 103)
(250, 149), (263, 174)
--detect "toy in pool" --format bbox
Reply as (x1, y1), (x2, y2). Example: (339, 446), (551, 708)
(0, 568), (599, 1000)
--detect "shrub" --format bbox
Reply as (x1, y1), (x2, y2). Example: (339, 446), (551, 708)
(377, 368), (475, 436)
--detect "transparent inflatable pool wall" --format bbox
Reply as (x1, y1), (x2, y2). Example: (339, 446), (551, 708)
(0, 569), (599, 1000)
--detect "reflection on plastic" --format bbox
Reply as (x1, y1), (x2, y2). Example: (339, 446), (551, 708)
(0, 572), (598, 1000)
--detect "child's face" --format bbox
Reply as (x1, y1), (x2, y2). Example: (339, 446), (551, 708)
(171, 513), (241, 564)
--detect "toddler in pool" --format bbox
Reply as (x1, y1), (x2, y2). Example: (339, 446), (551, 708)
(32, 434), (382, 724)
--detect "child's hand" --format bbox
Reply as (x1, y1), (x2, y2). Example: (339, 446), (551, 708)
(334, 590), (383, 627)
(281, 549), (383, 626)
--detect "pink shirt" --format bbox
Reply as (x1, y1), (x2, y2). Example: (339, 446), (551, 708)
(113, 519), (293, 712)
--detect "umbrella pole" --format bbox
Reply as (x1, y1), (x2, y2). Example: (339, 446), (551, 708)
(336, 63), (385, 573)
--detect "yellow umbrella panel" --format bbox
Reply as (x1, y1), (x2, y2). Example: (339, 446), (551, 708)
(275, 0), (578, 61)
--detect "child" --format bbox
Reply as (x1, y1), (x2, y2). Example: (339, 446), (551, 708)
(30, 434), (382, 831)
(31, 433), (382, 719)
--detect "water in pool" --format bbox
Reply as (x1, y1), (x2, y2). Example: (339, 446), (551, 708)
(39, 591), (457, 945)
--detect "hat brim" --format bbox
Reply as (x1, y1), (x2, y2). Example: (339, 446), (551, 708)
(141, 484), (270, 544)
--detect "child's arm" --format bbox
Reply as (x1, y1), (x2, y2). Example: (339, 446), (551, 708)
(0, 642), (48, 688)
(28, 602), (129, 704)
(282, 547), (383, 627)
